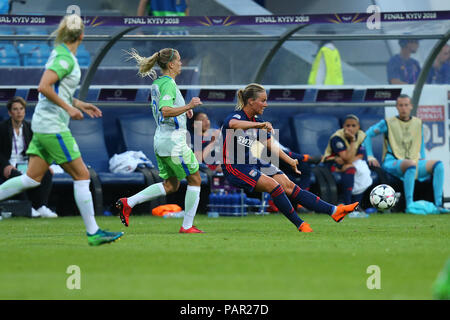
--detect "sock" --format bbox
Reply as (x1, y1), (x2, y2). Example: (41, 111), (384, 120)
(289, 185), (335, 215)
(403, 166), (416, 208)
(0, 174), (40, 201)
(270, 185), (304, 229)
(127, 182), (166, 208)
(288, 151), (306, 162)
(432, 161), (444, 207)
(182, 185), (201, 229)
(341, 167), (356, 204)
(352, 192), (364, 204)
(73, 180), (99, 235)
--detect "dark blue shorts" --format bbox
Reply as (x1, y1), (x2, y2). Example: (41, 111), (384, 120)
(222, 163), (283, 192)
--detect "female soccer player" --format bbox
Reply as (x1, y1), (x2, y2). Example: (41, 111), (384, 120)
(221, 83), (359, 232)
(322, 114), (373, 206)
(116, 47), (204, 233)
(0, 14), (124, 245)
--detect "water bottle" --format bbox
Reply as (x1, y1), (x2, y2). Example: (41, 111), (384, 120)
(260, 192), (270, 215)
(348, 210), (369, 218)
(233, 192), (241, 215)
(208, 192), (219, 218)
(217, 189), (225, 216)
(240, 191), (248, 215)
(163, 211), (185, 218)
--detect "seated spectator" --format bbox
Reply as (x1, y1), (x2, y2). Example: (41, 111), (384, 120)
(191, 112), (222, 173)
(322, 114), (373, 206)
(0, 97), (57, 218)
(427, 44), (450, 84)
(363, 94), (449, 213)
(387, 39), (421, 84)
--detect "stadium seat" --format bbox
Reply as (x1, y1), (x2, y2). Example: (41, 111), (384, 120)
(290, 113), (340, 156)
(290, 114), (341, 204)
(76, 44), (91, 67)
(0, 44), (20, 66)
(19, 43), (50, 66)
(53, 118), (155, 215)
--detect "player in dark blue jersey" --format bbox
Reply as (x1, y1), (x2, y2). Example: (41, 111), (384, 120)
(220, 83), (359, 232)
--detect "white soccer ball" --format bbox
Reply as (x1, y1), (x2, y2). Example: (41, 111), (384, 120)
(369, 184), (396, 211)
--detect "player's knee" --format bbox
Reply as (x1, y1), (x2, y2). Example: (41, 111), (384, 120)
(163, 179), (180, 194)
(186, 171), (201, 187)
(283, 180), (295, 195)
(432, 161), (444, 173)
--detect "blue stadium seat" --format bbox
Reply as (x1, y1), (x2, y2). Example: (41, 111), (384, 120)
(289, 114), (341, 204)
(0, 44), (20, 66)
(117, 114), (158, 166)
(76, 44), (91, 67)
(53, 118), (156, 214)
(290, 113), (340, 155)
(19, 43), (50, 66)
(117, 113), (209, 188)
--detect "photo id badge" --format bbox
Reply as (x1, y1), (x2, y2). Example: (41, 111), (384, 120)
(16, 162), (28, 174)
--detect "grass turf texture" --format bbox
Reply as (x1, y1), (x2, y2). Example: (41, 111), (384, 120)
(0, 213), (448, 300)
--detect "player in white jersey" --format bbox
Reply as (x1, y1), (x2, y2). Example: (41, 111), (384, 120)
(116, 47), (204, 233)
(0, 14), (123, 246)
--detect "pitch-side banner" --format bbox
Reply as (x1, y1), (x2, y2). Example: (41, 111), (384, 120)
(0, 10), (449, 27)
(385, 85), (450, 200)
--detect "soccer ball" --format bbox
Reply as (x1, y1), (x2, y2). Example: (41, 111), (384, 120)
(369, 184), (396, 211)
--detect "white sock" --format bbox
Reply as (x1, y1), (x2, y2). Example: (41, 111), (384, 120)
(127, 182), (166, 208)
(0, 174), (40, 201)
(73, 180), (99, 235)
(182, 185), (201, 229)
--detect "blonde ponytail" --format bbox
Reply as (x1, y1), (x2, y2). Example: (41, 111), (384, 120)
(51, 14), (84, 45)
(235, 83), (266, 111)
(125, 47), (179, 80)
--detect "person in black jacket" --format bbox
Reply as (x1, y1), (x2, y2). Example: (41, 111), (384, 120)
(0, 96), (57, 218)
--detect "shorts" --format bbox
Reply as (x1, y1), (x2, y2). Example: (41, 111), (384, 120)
(222, 163), (283, 192)
(382, 154), (430, 182)
(26, 131), (81, 165)
(156, 149), (199, 180)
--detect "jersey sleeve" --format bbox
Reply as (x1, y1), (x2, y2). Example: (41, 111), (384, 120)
(330, 136), (347, 154)
(158, 81), (177, 110)
(47, 54), (74, 80)
(363, 119), (387, 158)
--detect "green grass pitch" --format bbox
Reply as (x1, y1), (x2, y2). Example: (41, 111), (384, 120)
(0, 212), (448, 300)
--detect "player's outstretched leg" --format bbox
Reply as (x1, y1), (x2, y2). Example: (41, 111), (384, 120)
(288, 184), (359, 223)
(116, 182), (167, 227)
(268, 184), (312, 232)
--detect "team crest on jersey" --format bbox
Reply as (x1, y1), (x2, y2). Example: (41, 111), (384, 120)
(233, 114), (241, 119)
(336, 141), (345, 149)
(59, 59), (69, 70)
(249, 169), (257, 177)
(162, 94), (172, 100)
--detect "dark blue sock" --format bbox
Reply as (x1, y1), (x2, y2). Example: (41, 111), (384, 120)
(270, 185), (304, 229)
(352, 192), (364, 204)
(290, 185), (335, 215)
(341, 167), (356, 205)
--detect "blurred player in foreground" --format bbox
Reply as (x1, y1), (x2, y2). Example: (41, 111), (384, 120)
(0, 14), (124, 245)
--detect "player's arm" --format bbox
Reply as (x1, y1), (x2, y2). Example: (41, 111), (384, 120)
(73, 98), (102, 118)
(37, 69), (83, 120)
(228, 119), (272, 131)
(160, 97), (202, 118)
(363, 119), (387, 166)
(420, 125), (426, 159)
(265, 137), (301, 175)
